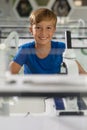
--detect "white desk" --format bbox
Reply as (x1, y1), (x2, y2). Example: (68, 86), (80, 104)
(0, 115), (87, 130)
(0, 74), (87, 97)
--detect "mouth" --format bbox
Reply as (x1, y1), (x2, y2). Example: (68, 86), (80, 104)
(39, 37), (48, 40)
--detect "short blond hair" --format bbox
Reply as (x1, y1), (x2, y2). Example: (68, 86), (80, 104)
(29, 8), (57, 27)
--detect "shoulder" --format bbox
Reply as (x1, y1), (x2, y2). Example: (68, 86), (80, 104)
(18, 41), (35, 49)
(51, 41), (66, 49)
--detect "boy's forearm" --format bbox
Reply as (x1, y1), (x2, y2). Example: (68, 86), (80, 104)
(75, 60), (87, 74)
(9, 61), (21, 74)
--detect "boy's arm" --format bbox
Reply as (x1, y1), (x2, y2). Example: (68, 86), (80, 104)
(75, 60), (87, 74)
(9, 61), (21, 74)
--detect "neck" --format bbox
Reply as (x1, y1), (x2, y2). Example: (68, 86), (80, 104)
(35, 43), (51, 58)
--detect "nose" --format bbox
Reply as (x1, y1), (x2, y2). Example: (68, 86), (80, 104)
(41, 28), (47, 35)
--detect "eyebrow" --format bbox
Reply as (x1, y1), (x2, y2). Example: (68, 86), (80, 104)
(36, 24), (54, 26)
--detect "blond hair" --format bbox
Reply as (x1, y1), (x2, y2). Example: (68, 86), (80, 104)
(29, 8), (57, 27)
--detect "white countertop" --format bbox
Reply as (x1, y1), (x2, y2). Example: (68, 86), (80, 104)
(0, 114), (87, 130)
(0, 74), (87, 95)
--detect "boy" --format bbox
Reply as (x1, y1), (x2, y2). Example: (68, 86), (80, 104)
(9, 8), (66, 112)
(9, 8), (65, 74)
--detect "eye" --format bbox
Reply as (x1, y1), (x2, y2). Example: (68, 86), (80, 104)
(47, 26), (53, 30)
(35, 26), (41, 30)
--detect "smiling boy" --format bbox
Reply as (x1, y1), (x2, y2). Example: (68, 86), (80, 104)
(9, 8), (65, 74)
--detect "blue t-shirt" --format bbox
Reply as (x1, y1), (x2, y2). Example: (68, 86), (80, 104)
(13, 41), (65, 74)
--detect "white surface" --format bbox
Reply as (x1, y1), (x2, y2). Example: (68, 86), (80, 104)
(74, 49), (87, 72)
(64, 58), (79, 75)
(63, 97), (78, 110)
(10, 97), (45, 113)
(0, 74), (87, 93)
(0, 115), (87, 130)
(63, 49), (79, 75)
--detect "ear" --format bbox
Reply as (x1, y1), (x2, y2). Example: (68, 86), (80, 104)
(29, 26), (33, 34)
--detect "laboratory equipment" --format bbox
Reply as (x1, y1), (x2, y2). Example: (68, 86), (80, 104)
(0, 31), (19, 116)
(0, 31), (19, 76)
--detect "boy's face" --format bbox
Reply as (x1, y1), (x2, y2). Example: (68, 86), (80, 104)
(29, 20), (56, 46)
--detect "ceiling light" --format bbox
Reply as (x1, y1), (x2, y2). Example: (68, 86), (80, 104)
(74, 0), (82, 6)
